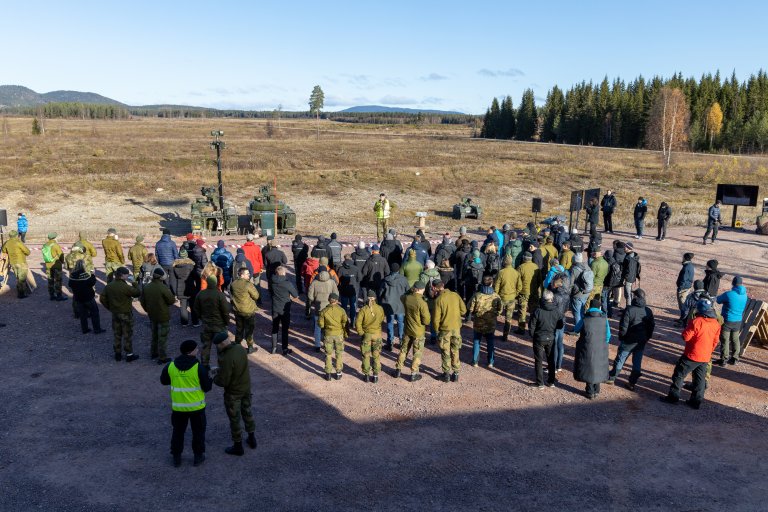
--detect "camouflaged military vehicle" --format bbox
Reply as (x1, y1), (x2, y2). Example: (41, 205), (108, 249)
(245, 185), (297, 235)
(452, 197), (482, 220)
(191, 186), (238, 236)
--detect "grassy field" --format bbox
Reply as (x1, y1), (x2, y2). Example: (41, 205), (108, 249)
(1, 116), (766, 238)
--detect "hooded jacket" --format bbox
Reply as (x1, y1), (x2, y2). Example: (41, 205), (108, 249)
(633, 200), (648, 220)
(190, 244), (208, 274)
(716, 286), (748, 323)
(434, 241), (456, 268)
(307, 271), (339, 316)
(400, 251), (424, 287)
(622, 252), (641, 284)
(682, 312), (721, 362)
(301, 257), (320, 289)
(361, 253), (390, 291)
(140, 278), (176, 323)
(155, 234), (179, 266)
(170, 257), (198, 299)
(211, 246), (234, 285)
(352, 247), (372, 269)
(270, 274), (298, 316)
(232, 251), (254, 278)
(379, 238), (403, 266)
(243, 240), (264, 273)
(703, 267), (724, 297)
(529, 300), (564, 342)
(68, 269), (97, 302)
(618, 296), (655, 348)
(504, 238), (524, 268)
(379, 271), (410, 316)
(214, 343), (251, 396)
(337, 260), (361, 297)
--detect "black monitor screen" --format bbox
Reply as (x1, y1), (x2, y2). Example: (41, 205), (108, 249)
(583, 188), (601, 209)
(716, 184), (759, 207)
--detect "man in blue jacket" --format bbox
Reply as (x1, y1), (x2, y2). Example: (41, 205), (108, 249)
(16, 213), (28, 243)
(703, 200), (722, 245)
(155, 229), (179, 280)
(715, 276), (748, 365)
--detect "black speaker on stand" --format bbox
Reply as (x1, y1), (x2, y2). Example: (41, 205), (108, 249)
(532, 198), (542, 225)
(0, 209), (7, 248)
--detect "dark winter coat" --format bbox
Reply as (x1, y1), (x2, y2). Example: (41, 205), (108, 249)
(291, 240), (309, 271)
(622, 252), (641, 284)
(310, 239), (329, 260)
(327, 240), (343, 269)
(552, 285), (570, 317)
(211, 247), (235, 286)
(529, 301), (564, 343)
(408, 243), (429, 267)
(270, 274), (298, 316)
(170, 258), (198, 299)
(633, 201), (648, 220)
(190, 244), (208, 274)
(263, 246), (287, 277)
(231, 251), (254, 279)
(155, 234), (179, 267)
(351, 247), (371, 270)
(360, 253), (390, 292)
(379, 271), (410, 316)
(618, 296), (655, 348)
(434, 242), (456, 268)
(676, 261), (695, 291)
(600, 194), (617, 214)
(657, 204), (672, 222)
(379, 239), (403, 266)
(569, 234), (584, 254)
(604, 251), (623, 288)
(703, 268), (724, 297)
(337, 260), (361, 298)
(573, 309), (610, 384)
(586, 203), (600, 224)
(69, 269), (97, 302)
(437, 267), (456, 291)
(531, 248), (544, 271)
(612, 246), (626, 266)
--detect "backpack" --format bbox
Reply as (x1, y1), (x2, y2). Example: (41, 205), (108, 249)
(485, 253), (500, 274)
(571, 267), (593, 296)
(607, 261), (623, 287)
(42, 244), (55, 264)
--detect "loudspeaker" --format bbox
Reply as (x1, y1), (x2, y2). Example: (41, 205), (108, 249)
(0, 209), (7, 227)
(532, 198), (542, 213)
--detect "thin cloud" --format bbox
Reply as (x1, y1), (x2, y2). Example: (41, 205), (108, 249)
(421, 73), (449, 81)
(478, 68), (525, 78)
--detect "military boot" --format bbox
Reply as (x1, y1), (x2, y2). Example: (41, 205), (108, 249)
(440, 372), (451, 383)
(246, 433), (257, 449)
(364, 374), (371, 383)
(225, 441), (244, 456)
(372, 374), (379, 384)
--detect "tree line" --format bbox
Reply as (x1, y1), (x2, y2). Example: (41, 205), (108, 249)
(480, 70), (768, 154)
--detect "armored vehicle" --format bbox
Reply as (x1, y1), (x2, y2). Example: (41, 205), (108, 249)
(452, 197), (482, 220)
(245, 185), (297, 235)
(191, 186), (238, 236)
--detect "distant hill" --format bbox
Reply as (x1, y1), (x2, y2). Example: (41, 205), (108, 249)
(339, 105), (464, 115)
(0, 85), (124, 108)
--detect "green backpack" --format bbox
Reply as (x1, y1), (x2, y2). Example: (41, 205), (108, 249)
(42, 243), (55, 264)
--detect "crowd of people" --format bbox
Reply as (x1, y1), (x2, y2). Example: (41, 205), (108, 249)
(0, 193), (750, 465)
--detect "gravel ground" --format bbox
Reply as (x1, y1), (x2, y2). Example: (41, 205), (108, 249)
(1, 226), (767, 512)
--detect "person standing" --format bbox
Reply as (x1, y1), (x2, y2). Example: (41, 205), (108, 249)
(504, 232), (524, 268)
(212, 332), (257, 456)
(516, 252), (541, 335)
(262, 236), (287, 294)
(243, 233), (265, 298)
(607, 289), (655, 390)
(327, 233), (343, 270)
(585, 197), (600, 238)
(550, 275), (571, 373)
(211, 240), (234, 289)
(128, 235), (148, 280)
(230, 267), (260, 354)
(379, 263), (409, 351)
(155, 229), (179, 280)
(432, 280), (467, 382)
(319, 293), (349, 381)
(100, 267), (141, 362)
(573, 297), (611, 399)
(529, 290), (565, 388)
(702, 259), (723, 298)
(656, 202), (672, 241)
(290, 234), (308, 293)
(703, 200), (722, 245)
(308, 267), (339, 352)
(540, 237), (559, 271)
(600, 190), (617, 234)
(160, 339), (213, 467)
(494, 256), (522, 342)
(270, 266), (298, 355)
(170, 248), (199, 327)
(621, 243), (641, 308)
(633, 197), (648, 239)
(468, 275), (502, 369)
(42, 233), (67, 301)
(558, 240), (574, 271)
(355, 290), (386, 383)
(379, 232), (403, 267)
(75, 231), (98, 268)
(589, 250), (609, 304)
(102, 228), (125, 283)
(400, 249), (424, 288)
(675, 253), (695, 323)
(193, 275), (231, 367)
(337, 254), (361, 327)
(659, 299), (721, 409)
(140, 268), (176, 363)
(715, 276), (748, 366)
(68, 260), (104, 334)
(190, 238), (209, 276)
(373, 192), (395, 241)
(360, 244), (390, 300)
(16, 212), (28, 243)
(568, 253), (594, 334)
(394, 281), (431, 382)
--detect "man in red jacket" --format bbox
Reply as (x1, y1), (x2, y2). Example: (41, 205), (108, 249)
(242, 234), (264, 302)
(659, 298), (721, 410)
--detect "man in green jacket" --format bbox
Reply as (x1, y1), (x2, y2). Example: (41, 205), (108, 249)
(516, 252), (542, 335)
(589, 250), (610, 303)
(102, 228), (125, 283)
(193, 275), (231, 367)
(373, 192), (395, 242)
(100, 267), (141, 361)
(319, 293), (349, 381)
(395, 281), (431, 382)
(559, 241), (574, 271)
(494, 256), (522, 341)
(230, 267), (260, 354)
(128, 235), (148, 279)
(1, 230), (31, 298)
(355, 290), (386, 382)
(400, 249), (423, 287)
(432, 280), (467, 382)
(212, 332), (257, 456)
(140, 268), (176, 363)
(468, 275), (503, 367)
(42, 233), (68, 301)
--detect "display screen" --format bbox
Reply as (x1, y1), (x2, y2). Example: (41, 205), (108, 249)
(716, 184), (759, 207)
(583, 188), (601, 209)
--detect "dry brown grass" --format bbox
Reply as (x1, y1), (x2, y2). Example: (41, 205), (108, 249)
(1, 116), (766, 238)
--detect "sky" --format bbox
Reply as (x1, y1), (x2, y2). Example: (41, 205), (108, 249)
(2, 1), (767, 114)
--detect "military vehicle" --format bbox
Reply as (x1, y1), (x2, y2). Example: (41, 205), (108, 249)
(452, 197), (482, 220)
(191, 186), (239, 236)
(245, 185), (297, 235)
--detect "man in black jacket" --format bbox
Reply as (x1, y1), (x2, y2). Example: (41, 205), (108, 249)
(621, 242), (641, 308)
(633, 197), (648, 239)
(600, 190), (617, 234)
(656, 202), (672, 240)
(607, 288), (655, 389)
(676, 253), (695, 322)
(529, 290), (564, 388)
(360, 244), (390, 300)
(310, 236), (329, 260)
(379, 232), (403, 267)
(585, 197), (600, 238)
(270, 266), (298, 355)
(291, 235), (309, 293)
(337, 254), (361, 326)
(326, 233), (343, 270)
(68, 260), (104, 334)
(434, 234), (456, 268)
(262, 236), (287, 294)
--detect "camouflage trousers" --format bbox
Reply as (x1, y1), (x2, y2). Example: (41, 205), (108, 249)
(360, 334), (383, 376)
(47, 266), (63, 297)
(12, 263), (28, 295)
(396, 335), (425, 372)
(200, 326), (224, 367)
(323, 335), (345, 374)
(235, 314), (256, 347)
(105, 261), (121, 283)
(501, 299), (517, 325)
(112, 312), (134, 355)
(438, 329), (462, 374)
(517, 294), (530, 326)
(376, 218), (389, 242)
(150, 320), (169, 360)
(223, 393), (256, 442)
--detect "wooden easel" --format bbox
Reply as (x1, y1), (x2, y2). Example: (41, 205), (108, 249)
(740, 299), (768, 356)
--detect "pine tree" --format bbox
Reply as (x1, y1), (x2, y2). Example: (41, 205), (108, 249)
(499, 96), (515, 139)
(516, 89), (537, 141)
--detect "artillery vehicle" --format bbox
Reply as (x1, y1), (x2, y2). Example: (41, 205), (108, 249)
(245, 185), (297, 235)
(452, 197), (482, 220)
(191, 186), (238, 236)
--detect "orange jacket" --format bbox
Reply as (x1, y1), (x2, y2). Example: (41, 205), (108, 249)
(682, 316), (721, 363)
(200, 273), (224, 291)
(242, 242), (264, 273)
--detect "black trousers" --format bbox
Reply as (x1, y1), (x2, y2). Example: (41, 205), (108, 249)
(703, 221), (719, 241)
(272, 311), (291, 349)
(178, 297), (199, 325)
(603, 213), (613, 233)
(532, 339), (556, 386)
(668, 356), (708, 405)
(171, 409), (206, 455)
(74, 299), (102, 332)
(657, 220), (668, 239)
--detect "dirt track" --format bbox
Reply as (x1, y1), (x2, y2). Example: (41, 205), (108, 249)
(1, 226), (767, 512)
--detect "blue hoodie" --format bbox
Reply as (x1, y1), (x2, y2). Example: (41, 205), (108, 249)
(717, 285), (748, 323)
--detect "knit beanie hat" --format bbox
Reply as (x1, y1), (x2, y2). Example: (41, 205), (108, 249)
(216, 240), (225, 248)
(732, 276), (743, 286)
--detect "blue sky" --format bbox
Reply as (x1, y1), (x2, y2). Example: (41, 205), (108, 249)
(2, 1), (766, 113)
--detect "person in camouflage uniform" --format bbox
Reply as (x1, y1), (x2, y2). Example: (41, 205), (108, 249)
(193, 275), (231, 367)
(468, 275), (503, 367)
(319, 293), (349, 380)
(102, 228), (125, 283)
(75, 232), (98, 273)
(42, 233), (68, 301)
(140, 268), (176, 363)
(394, 281), (431, 382)
(128, 235), (148, 279)
(432, 280), (467, 382)
(494, 255), (522, 341)
(516, 252), (542, 335)
(230, 267), (260, 354)
(100, 267), (141, 362)
(1, 230), (31, 298)
(355, 290), (385, 382)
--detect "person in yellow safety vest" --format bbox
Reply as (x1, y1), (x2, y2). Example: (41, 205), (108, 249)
(160, 339), (213, 467)
(373, 192), (396, 242)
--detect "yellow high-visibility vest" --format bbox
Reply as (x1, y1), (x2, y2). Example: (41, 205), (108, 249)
(168, 362), (205, 412)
